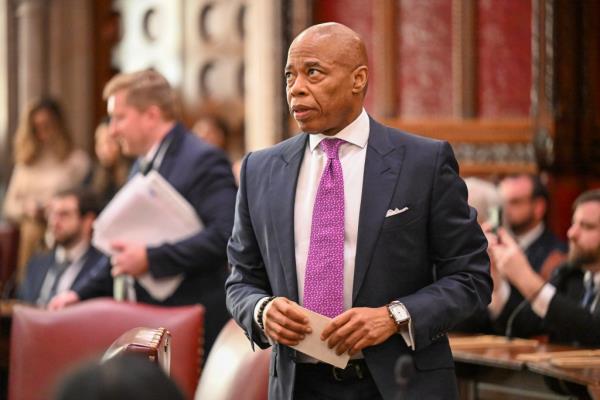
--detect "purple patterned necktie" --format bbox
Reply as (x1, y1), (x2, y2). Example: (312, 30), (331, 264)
(303, 138), (345, 318)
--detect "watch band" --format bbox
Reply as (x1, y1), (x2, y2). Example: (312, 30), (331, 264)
(257, 296), (276, 331)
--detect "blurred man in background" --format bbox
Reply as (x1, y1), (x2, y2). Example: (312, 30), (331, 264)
(18, 188), (104, 306)
(49, 69), (237, 355)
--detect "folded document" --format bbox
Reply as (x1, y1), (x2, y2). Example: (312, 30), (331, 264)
(93, 171), (203, 300)
(290, 305), (350, 369)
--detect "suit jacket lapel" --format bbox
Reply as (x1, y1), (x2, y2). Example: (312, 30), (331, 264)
(269, 134), (308, 302)
(353, 118), (405, 303)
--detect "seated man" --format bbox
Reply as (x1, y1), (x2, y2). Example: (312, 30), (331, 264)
(489, 189), (600, 346)
(499, 174), (567, 278)
(479, 175), (567, 333)
(18, 188), (105, 307)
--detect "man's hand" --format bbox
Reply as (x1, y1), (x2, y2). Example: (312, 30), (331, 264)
(47, 290), (80, 310)
(110, 241), (149, 277)
(321, 307), (397, 356)
(491, 228), (531, 280)
(490, 228), (545, 299)
(263, 297), (312, 346)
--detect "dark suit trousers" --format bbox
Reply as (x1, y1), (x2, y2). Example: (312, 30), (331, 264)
(293, 362), (383, 400)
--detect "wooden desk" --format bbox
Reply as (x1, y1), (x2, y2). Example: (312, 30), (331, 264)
(451, 334), (600, 400)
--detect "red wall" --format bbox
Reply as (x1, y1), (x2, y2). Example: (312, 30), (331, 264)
(397, 0), (453, 117)
(477, 0), (532, 117)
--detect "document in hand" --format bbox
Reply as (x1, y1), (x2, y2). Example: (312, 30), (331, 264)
(290, 305), (350, 369)
(92, 171), (203, 300)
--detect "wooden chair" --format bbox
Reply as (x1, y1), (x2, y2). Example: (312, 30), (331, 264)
(9, 298), (203, 400)
(195, 319), (270, 400)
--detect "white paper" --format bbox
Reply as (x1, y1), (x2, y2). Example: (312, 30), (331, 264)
(92, 171), (203, 300)
(291, 306), (350, 369)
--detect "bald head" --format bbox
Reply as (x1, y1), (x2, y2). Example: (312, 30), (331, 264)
(291, 23), (368, 72)
(285, 23), (369, 136)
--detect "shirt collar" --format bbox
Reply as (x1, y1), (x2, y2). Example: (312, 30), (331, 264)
(141, 141), (161, 165)
(55, 240), (89, 264)
(584, 270), (600, 289)
(308, 108), (369, 152)
(516, 222), (545, 250)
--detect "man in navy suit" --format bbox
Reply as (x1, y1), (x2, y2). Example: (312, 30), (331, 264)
(49, 69), (237, 355)
(225, 23), (491, 400)
(19, 188), (105, 306)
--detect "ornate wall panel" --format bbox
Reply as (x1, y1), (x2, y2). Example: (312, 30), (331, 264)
(396, 0), (453, 117)
(312, 0), (535, 176)
(477, 0), (532, 117)
(182, 0), (245, 105)
(112, 0), (183, 86)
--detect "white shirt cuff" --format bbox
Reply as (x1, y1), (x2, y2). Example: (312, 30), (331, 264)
(531, 283), (556, 318)
(488, 279), (511, 319)
(399, 317), (415, 350)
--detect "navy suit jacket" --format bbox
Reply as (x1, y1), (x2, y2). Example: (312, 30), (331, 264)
(18, 246), (105, 304)
(225, 118), (492, 400)
(76, 123), (237, 353)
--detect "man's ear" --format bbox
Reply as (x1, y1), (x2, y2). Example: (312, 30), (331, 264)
(82, 213), (96, 236)
(533, 198), (547, 222)
(351, 65), (368, 94)
(145, 104), (163, 122)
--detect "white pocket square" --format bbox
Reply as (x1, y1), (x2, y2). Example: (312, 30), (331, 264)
(385, 207), (409, 217)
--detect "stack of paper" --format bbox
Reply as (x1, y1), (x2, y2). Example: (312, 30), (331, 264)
(92, 171), (203, 300)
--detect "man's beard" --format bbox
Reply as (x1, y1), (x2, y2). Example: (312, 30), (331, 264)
(568, 244), (600, 268)
(509, 213), (536, 236)
(54, 230), (81, 249)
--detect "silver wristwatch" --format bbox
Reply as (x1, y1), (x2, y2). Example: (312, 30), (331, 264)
(387, 301), (410, 330)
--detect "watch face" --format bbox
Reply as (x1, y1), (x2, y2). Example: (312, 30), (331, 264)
(391, 304), (407, 322)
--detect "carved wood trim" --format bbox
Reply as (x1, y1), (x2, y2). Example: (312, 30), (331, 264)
(372, 0), (398, 118)
(380, 118), (533, 143)
(380, 117), (536, 176)
(452, 0), (477, 118)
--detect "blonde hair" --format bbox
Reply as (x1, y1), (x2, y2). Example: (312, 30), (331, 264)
(103, 69), (178, 121)
(13, 98), (73, 165)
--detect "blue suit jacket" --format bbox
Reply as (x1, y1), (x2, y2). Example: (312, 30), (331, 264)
(226, 118), (492, 400)
(76, 123), (237, 353)
(18, 246), (105, 304)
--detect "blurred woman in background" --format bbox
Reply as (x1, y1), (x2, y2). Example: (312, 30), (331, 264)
(2, 98), (91, 281)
